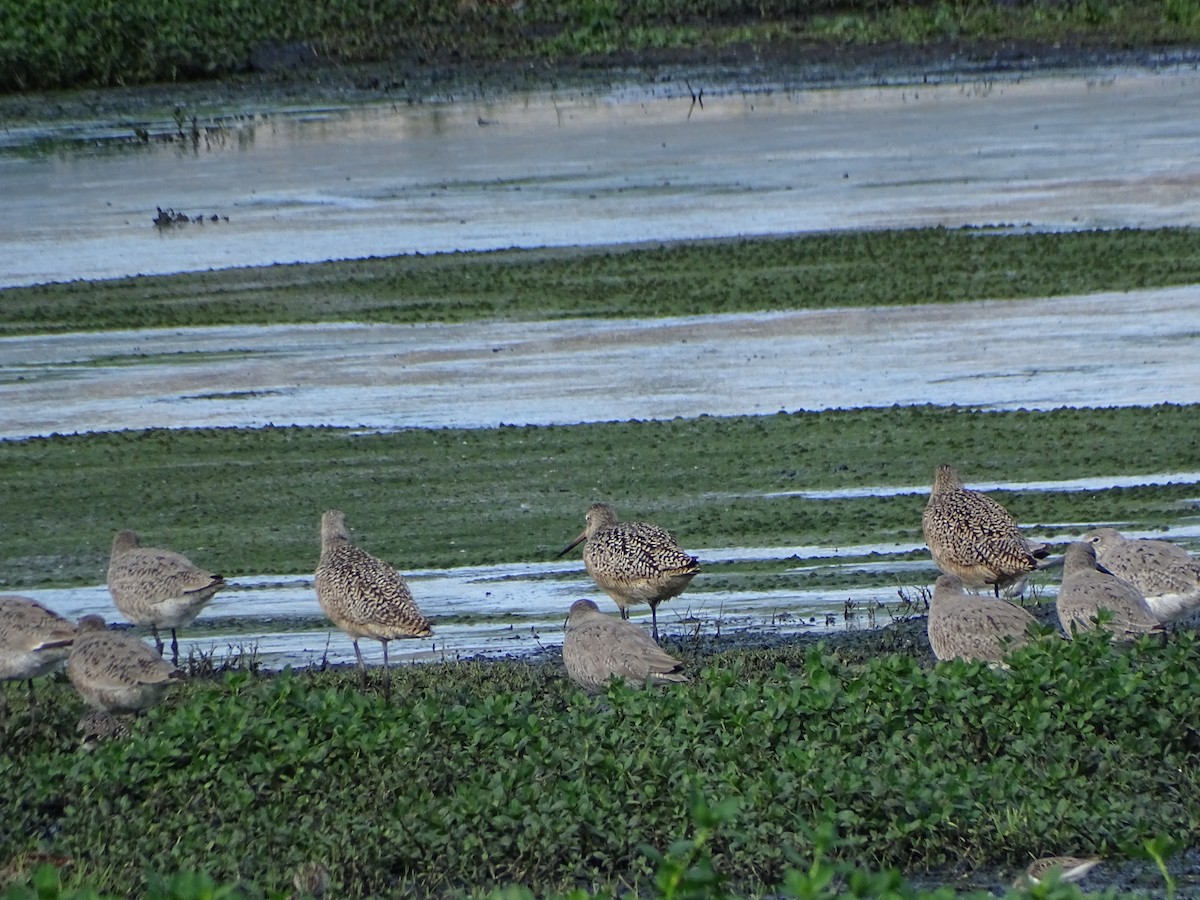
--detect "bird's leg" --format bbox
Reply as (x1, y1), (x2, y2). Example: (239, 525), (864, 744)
(381, 641), (391, 701)
(352, 640), (368, 690)
(650, 604), (660, 643)
(620, 607), (629, 620)
(170, 628), (181, 668)
(151, 625), (165, 657)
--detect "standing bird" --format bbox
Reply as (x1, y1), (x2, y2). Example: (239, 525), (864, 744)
(926, 573), (1039, 664)
(106, 529), (226, 666)
(1083, 527), (1200, 624)
(314, 509), (432, 696)
(922, 464), (1049, 597)
(1056, 542), (1162, 642)
(67, 615), (179, 714)
(557, 502), (700, 642)
(562, 598), (689, 692)
(0, 595), (77, 715)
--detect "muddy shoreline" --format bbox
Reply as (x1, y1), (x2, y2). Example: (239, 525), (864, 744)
(3, 38), (1200, 126)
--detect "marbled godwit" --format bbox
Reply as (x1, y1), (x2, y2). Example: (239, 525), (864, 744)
(1015, 855), (1102, 888)
(926, 574), (1039, 664)
(1057, 542), (1162, 642)
(1083, 527), (1200, 623)
(106, 529), (226, 666)
(67, 615), (179, 713)
(922, 464), (1049, 597)
(562, 598), (688, 692)
(557, 502), (700, 641)
(0, 595), (76, 715)
(315, 509), (432, 696)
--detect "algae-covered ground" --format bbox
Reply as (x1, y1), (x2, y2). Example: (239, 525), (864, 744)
(4, 228), (1200, 336)
(1, 405), (1199, 588)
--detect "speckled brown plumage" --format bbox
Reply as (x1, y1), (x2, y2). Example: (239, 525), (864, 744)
(315, 509), (432, 694)
(557, 502), (700, 642)
(67, 615), (179, 713)
(1083, 527), (1200, 623)
(922, 464), (1048, 597)
(0, 595), (76, 714)
(106, 529), (226, 665)
(926, 574), (1038, 664)
(1057, 542), (1162, 642)
(562, 599), (689, 692)
(1018, 856), (1102, 887)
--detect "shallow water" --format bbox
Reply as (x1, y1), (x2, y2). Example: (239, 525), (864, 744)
(21, 523), (1200, 670)
(4, 69), (1200, 286)
(2, 286), (1199, 438)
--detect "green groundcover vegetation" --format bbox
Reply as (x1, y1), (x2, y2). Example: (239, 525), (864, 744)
(1, 630), (1195, 898)
(3, 228), (1200, 336)
(4, 0), (1200, 91)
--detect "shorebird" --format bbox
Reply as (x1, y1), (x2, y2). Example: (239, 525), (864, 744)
(106, 529), (226, 666)
(1015, 855), (1102, 888)
(922, 464), (1049, 597)
(1057, 542), (1162, 642)
(314, 509), (432, 696)
(290, 862), (331, 900)
(562, 598), (689, 692)
(67, 615), (180, 714)
(557, 502), (700, 642)
(0, 595), (77, 715)
(926, 573), (1039, 664)
(1083, 527), (1200, 624)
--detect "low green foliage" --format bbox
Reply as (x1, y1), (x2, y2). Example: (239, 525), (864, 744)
(0, 404), (1198, 586)
(1, 631), (1194, 896)
(3, 0), (1200, 91)
(4, 229), (1200, 336)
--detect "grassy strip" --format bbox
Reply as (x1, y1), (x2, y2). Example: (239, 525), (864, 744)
(4, 0), (1200, 91)
(5, 229), (1200, 335)
(1, 404), (1198, 587)
(0, 631), (1192, 896)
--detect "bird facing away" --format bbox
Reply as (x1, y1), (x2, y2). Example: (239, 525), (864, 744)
(1057, 542), (1162, 642)
(106, 529), (226, 666)
(1083, 527), (1200, 624)
(562, 598), (689, 692)
(0, 595), (77, 714)
(926, 574), (1039, 664)
(922, 464), (1049, 597)
(557, 502), (700, 642)
(314, 509), (432, 696)
(67, 615), (179, 714)
(1016, 855), (1102, 887)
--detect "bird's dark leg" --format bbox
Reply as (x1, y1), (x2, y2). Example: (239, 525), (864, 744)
(381, 641), (391, 700)
(26, 679), (37, 710)
(620, 607), (629, 620)
(170, 628), (180, 668)
(352, 640), (368, 690)
(650, 604), (660, 643)
(151, 625), (165, 657)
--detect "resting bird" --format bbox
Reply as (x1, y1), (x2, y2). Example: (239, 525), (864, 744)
(67, 615), (180, 714)
(557, 502), (700, 641)
(1014, 855), (1102, 888)
(1083, 527), (1200, 624)
(0, 595), (77, 715)
(926, 574), (1039, 664)
(315, 509), (432, 696)
(106, 529), (226, 666)
(922, 464), (1049, 597)
(1057, 542), (1162, 642)
(562, 598), (689, 692)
